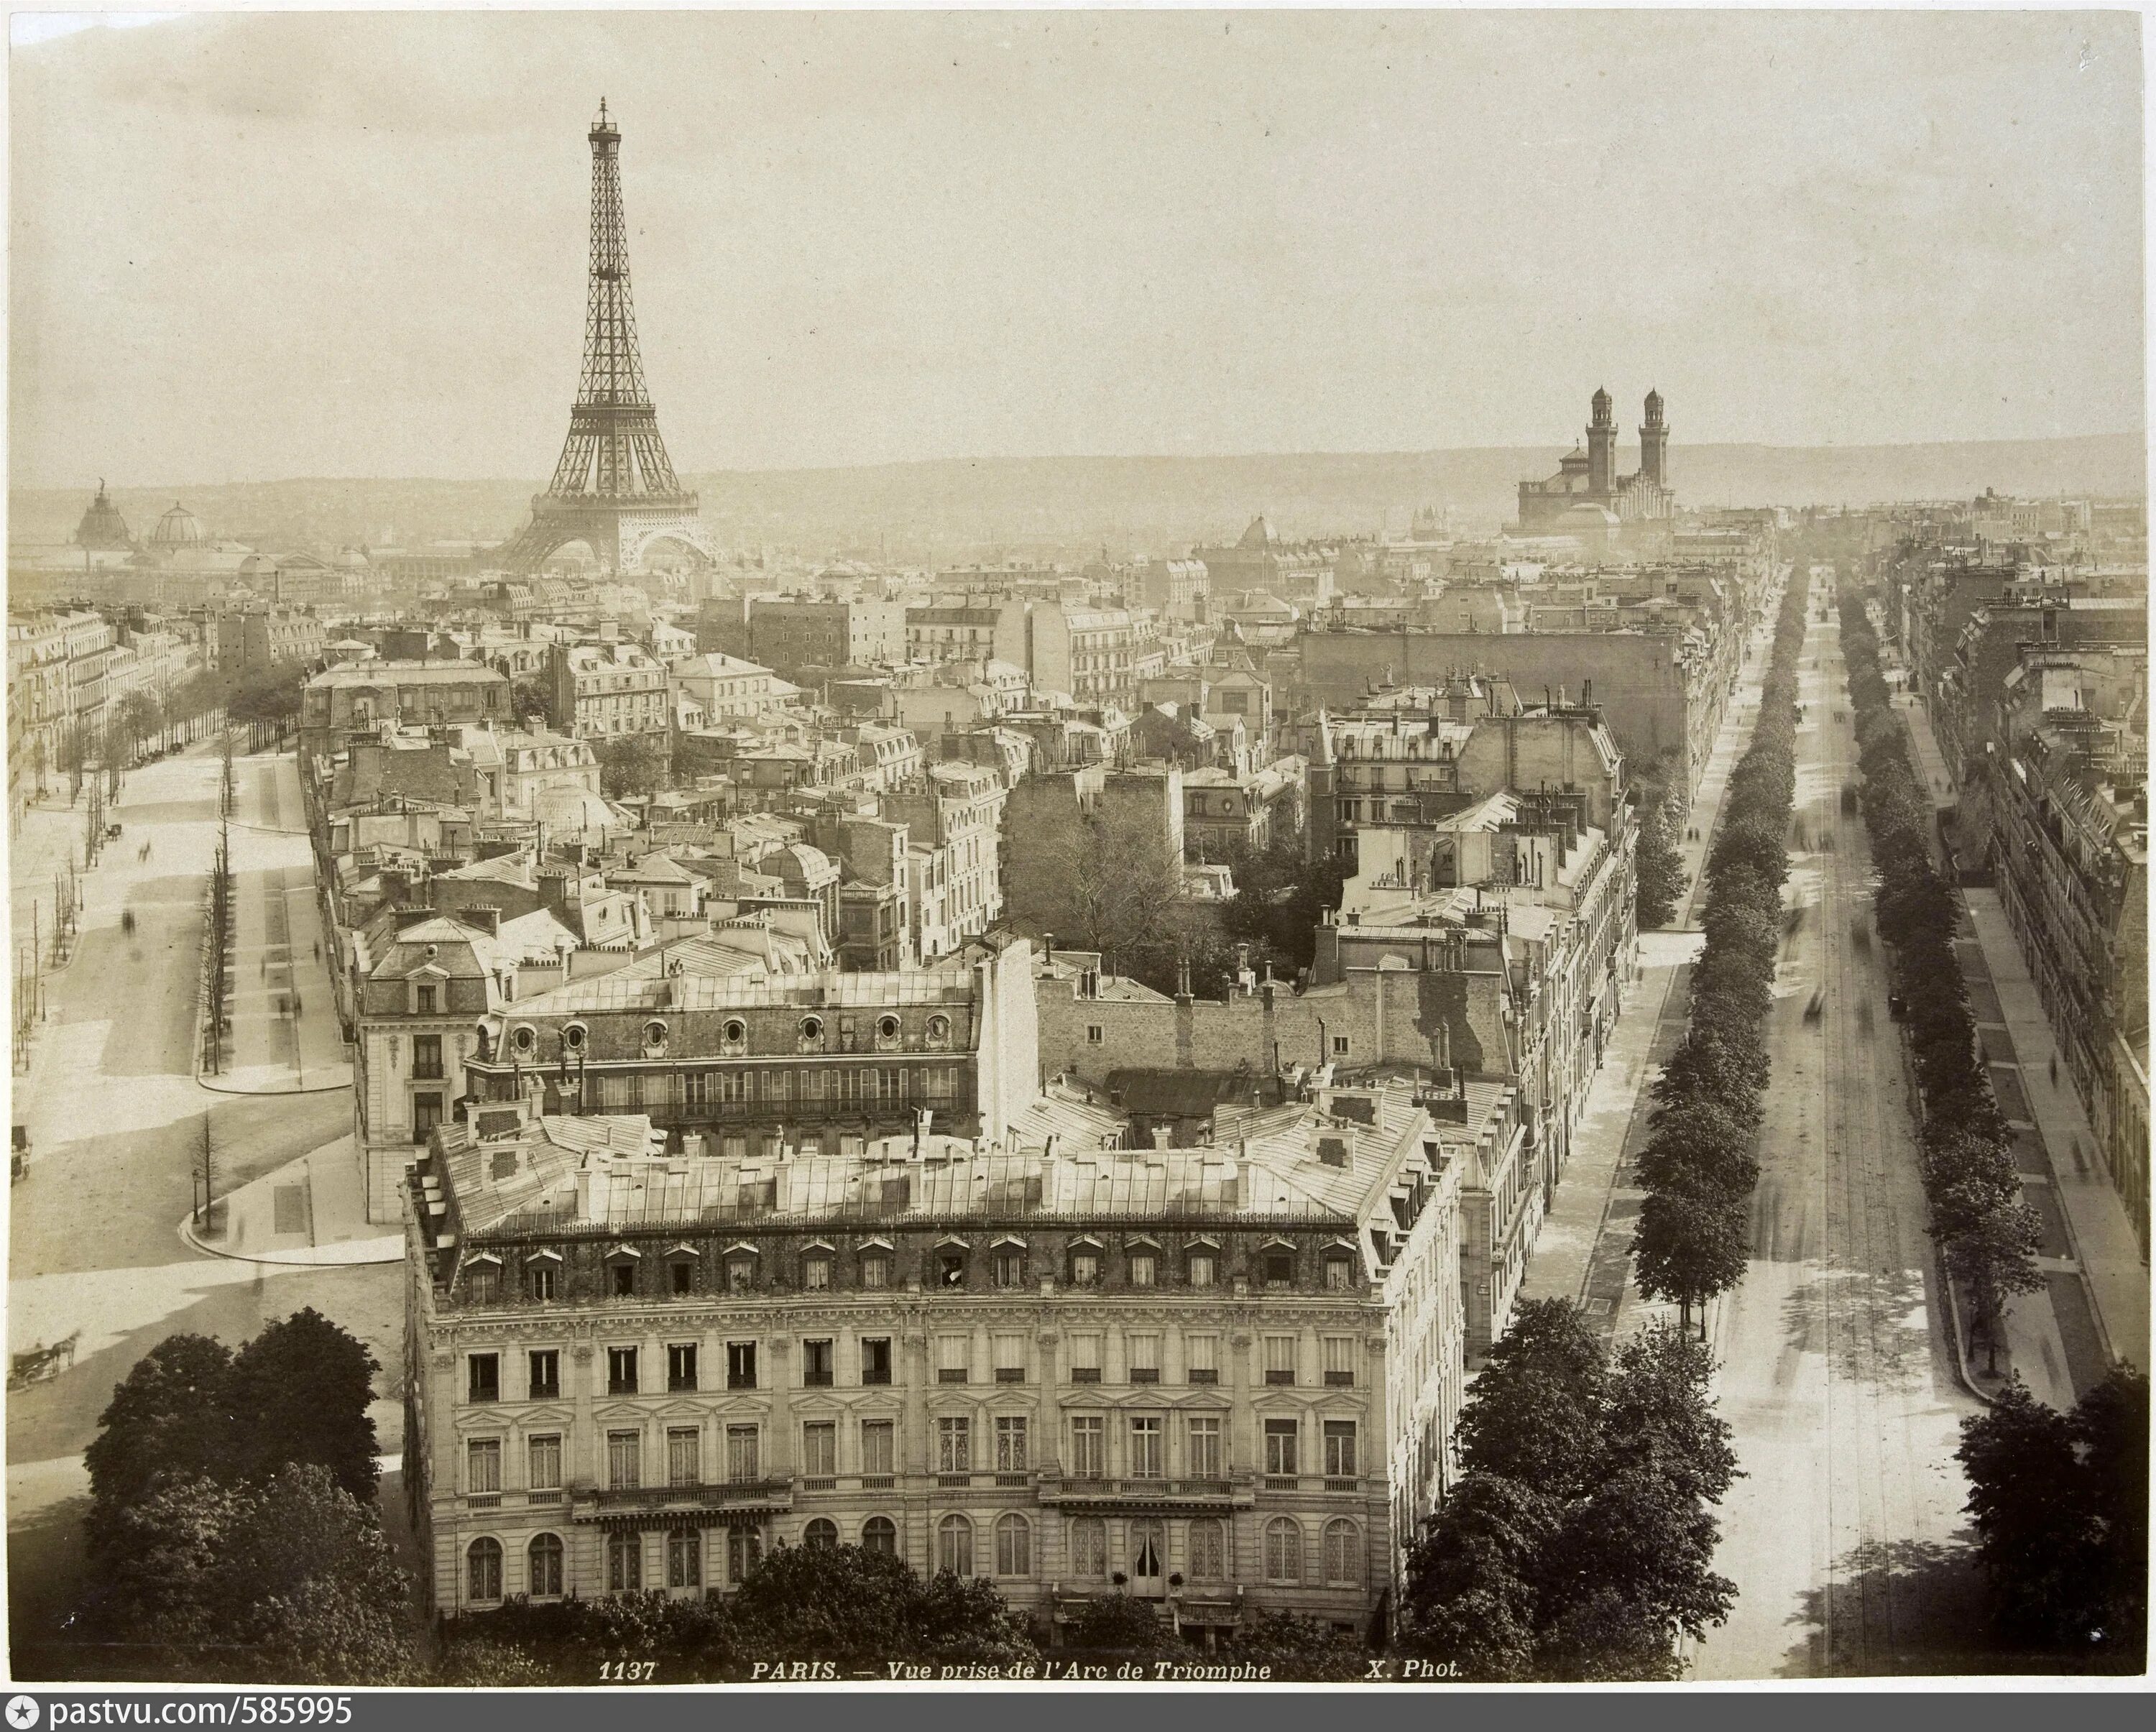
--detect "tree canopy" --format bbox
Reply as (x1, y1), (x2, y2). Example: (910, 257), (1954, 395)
(78, 1310), (394, 1680)
(83, 1466), (416, 1685)
(1957, 1366), (2147, 1668)
(1401, 1304), (1738, 1681)
(1629, 563), (1809, 1328)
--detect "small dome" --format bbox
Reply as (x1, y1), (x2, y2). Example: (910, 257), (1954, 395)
(73, 481), (132, 551)
(149, 501), (208, 548)
(1236, 513), (1279, 551)
(239, 553), (274, 578)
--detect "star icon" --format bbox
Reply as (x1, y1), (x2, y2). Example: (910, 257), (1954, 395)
(6, 1698), (40, 1730)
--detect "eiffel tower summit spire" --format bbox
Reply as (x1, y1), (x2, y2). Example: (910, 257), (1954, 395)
(497, 101), (716, 575)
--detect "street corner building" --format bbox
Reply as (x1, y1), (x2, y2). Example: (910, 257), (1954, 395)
(402, 1033), (1495, 1646)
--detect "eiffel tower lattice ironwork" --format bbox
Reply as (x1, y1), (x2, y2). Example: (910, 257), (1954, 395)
(497, 101), (716, 575)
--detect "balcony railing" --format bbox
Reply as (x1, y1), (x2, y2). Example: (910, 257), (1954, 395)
(1040, 1474), (1254, 1509)
(573, 1477), (795, 1516)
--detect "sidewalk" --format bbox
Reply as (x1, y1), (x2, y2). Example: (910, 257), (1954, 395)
(179, 1133), (401, 1266)
(1963, 888), (2147, 1376)
(1519, 578), (1782, 1326)
(1897, 695), (2147, 1378)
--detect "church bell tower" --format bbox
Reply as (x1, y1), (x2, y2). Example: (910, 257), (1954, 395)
(1641, 389), (1669, 489)
(1586, 387), (1616, 497)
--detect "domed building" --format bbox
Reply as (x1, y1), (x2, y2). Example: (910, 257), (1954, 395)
(147, 500), (209, 556)
(72, 480), (134, 551)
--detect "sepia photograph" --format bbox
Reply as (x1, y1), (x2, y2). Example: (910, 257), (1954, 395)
(4, 3), (2148, 1695)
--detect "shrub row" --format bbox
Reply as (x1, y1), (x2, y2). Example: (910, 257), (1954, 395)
(1631, 563), (1811, 1331)
(1834, 576), (2042, 1360)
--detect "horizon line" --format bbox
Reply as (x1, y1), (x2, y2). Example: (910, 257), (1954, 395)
(10, 427), (2147, 498)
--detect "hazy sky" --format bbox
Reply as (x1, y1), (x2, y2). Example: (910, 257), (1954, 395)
(9, 7), (2145, 489)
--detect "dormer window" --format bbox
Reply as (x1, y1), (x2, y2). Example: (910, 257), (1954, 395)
(642, 1020), (669, 1059)
(926, 1014), (952, 1049)
(798, 1015), (825, 1054)
(563, 1022), (588, 1056)
(511, 1023), (537, 1058)
(415, 984), (438, 1015)
(1068, 1243), (1101, 1287)
(875, 1014), (901, 1051)
(721, 1018), (747, 1054)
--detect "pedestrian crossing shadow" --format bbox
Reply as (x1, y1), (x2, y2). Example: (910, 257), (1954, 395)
(1778, 1264), (1935, 1388)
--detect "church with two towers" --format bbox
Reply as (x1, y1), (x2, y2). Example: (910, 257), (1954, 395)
(1514, 387), (1674, 532)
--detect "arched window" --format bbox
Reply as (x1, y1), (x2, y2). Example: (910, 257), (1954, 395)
(511, 1023), (537, 1056)
(862, 1516), (898, 1555)
(798, 1015), (824, 1051)
(607, 1529), (642, 1593)
(803, 1519), (839, 1549)
(995, 1513), (1031, 1577)
(1187, 1519), (1227, 1582)
(642, 1019), (669, 1058)
(466, 1537), (502, 1603)
(527, 1532), (563, 1598)
(562, 1021), (588, 1055)
(926, 1014), (952, 1049)
(727, 1528), (763, 1584)
(668, 1528), (701, 1590)
(937, 1514), (975, 1577)
(1069, 1516), (1107, 1577)
(876, 1013), (901, 1049)
(1323, 1519), (1362, 1587)
(721, 1018), (747, 1052)
(1263, 1517), (1303, 1584)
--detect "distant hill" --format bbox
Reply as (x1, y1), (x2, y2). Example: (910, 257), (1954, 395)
(11, 432), (2142, 563)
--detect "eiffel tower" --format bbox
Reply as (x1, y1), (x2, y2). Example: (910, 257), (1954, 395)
(497, 101), (716, 575)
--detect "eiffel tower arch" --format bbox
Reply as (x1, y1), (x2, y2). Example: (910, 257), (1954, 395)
(497, 101), (715, 576)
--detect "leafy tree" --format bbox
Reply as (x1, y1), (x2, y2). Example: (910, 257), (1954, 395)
(1631, 1184), (1750, 1337)
(1060, 1590), (1183, 1657)
(1400, 1311), (1738, 1682)
(116, 690), (164, 761)
(434, 1640), (553, 1687)
(213, 1468), (418, 1684)
(1939, 1199), (2045, 1375)
(1399, 1473), (1557, 1680)
(1006, 788), (1187, 990)
(508, 678), (553, 728)
(2072, 1364), (2150, 1661)
(84, 1335), (239, 1554)
(1218, 1609), (1368, 1680)
(1220, 839), (1348, 976)
(1958, 1378), (2101, 1654)
(596, 732), (669, 800)
(1631, 770), (1687, 932)
(1601, 1326), (1740, 1508)
(440, 1591), (732, 1683)
(226, 663), (305, 728)
(83, 1466), (416, 1685)
(1635, 1097), (1759, 1204)
(1452, 1299), (1606, 1497)
(445, 1544), (1038, 1681)
(229, 1307), (382, 1503)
